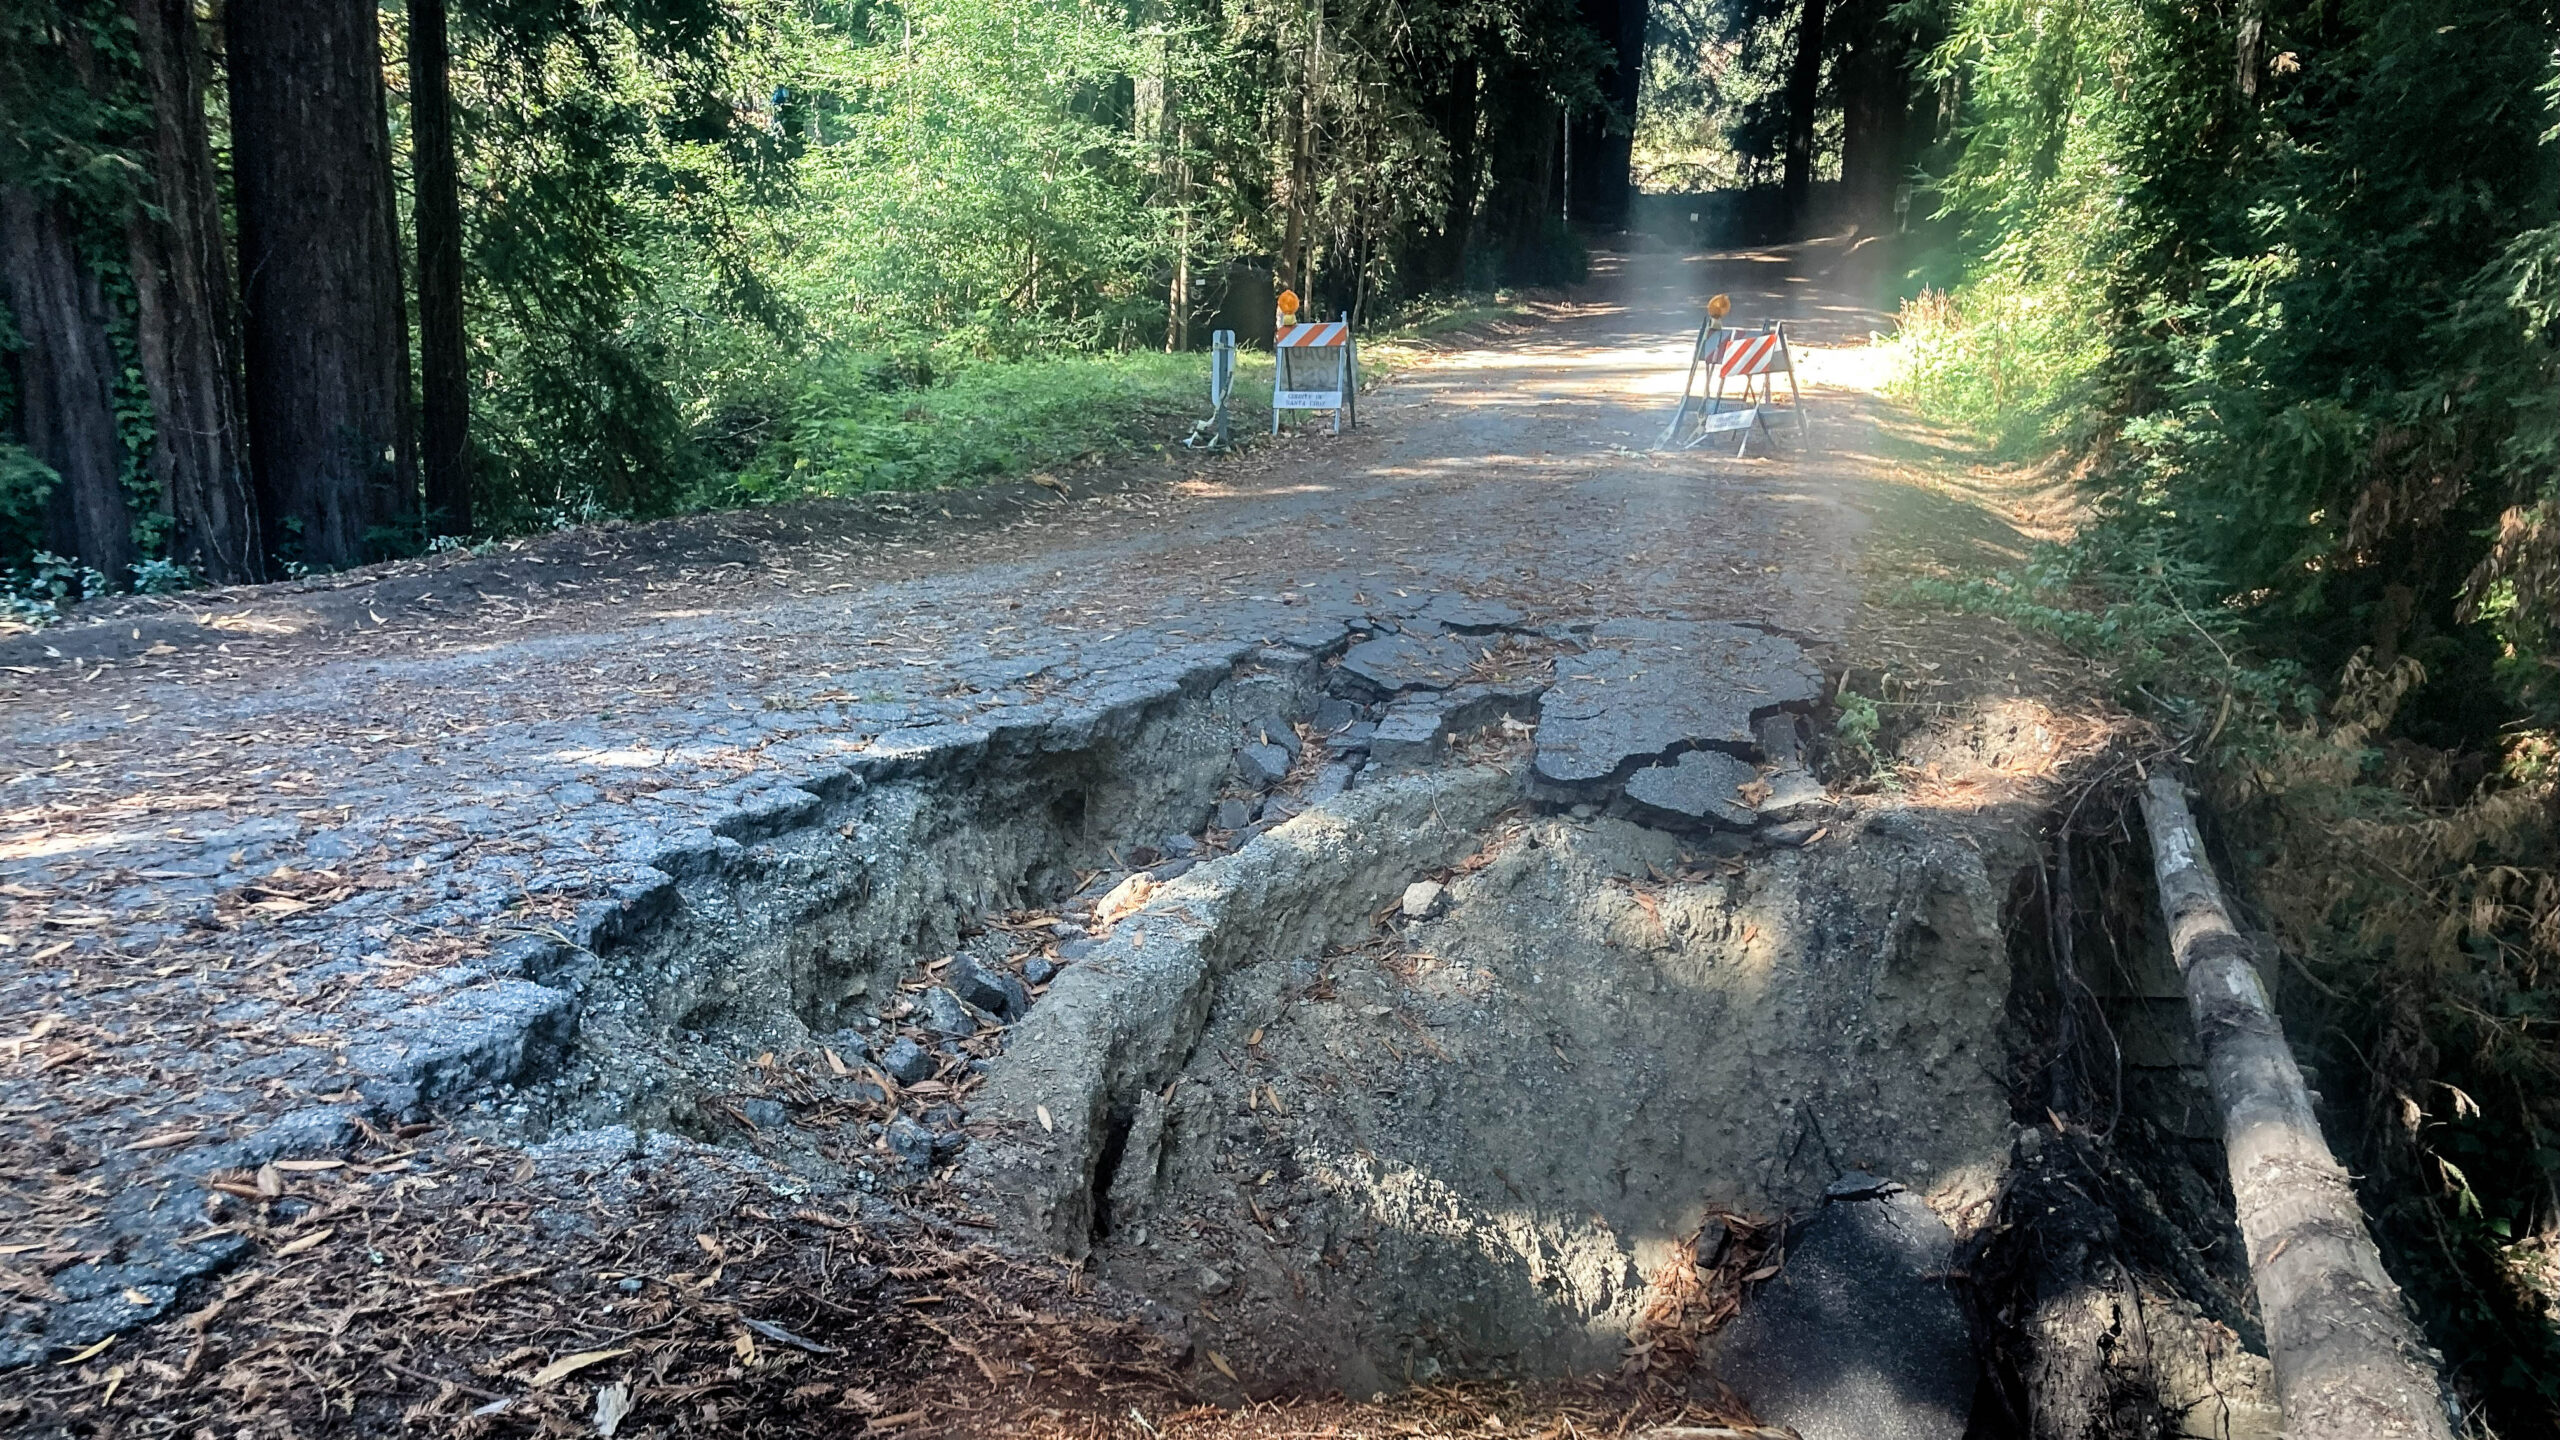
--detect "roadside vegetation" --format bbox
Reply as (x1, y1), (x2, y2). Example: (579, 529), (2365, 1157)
(2, 0), (1624, 617)
(1886, 0), (2560, 1419)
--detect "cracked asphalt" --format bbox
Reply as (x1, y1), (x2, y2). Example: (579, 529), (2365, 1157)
(0, 236), (1896, 1368)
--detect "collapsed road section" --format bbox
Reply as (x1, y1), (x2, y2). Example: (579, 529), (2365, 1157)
(2, 584), (2291, 1438)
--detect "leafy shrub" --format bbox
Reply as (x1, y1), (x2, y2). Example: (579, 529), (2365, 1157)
(723, 349), (1262, 502)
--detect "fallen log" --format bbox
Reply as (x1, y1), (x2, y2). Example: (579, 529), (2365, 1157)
(2137, 774), (2453, 1440)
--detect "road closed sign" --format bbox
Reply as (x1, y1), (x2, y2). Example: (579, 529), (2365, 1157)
(1272, 315), (1357, 434)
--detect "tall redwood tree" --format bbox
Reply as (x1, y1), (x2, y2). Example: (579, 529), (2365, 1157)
(227, 0), (414, 571)
(0, 184), (132, 578)
(1781, 0), (1829, 222)
(126, 0), (260, 581)
(411, 0), (470, 537)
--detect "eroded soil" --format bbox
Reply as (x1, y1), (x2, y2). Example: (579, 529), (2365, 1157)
(0, 236), (2153, 1438)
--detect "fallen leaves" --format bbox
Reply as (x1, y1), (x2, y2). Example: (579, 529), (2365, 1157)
(1624, 1211), (1780, 1389)
(271, 1226), (334, 1257)
(1093, 872), (1156, 928)
(529, 1347), (630, 1388)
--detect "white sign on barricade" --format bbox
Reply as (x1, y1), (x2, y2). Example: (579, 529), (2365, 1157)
(1272, 314), (1357, 435)
(1660, 306), (1806, 455)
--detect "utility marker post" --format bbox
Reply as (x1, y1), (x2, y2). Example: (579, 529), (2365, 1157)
(1182, 330), (1240, 452)
(1208, 329), (1235, 448)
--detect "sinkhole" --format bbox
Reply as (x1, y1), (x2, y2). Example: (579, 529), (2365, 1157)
(459, 597), (2236, 1435)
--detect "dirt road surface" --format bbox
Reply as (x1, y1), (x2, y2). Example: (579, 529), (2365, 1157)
(1, 239), (2106, 1437)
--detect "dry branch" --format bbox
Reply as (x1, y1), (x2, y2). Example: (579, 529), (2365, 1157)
(2137, 774), (2453, 1440)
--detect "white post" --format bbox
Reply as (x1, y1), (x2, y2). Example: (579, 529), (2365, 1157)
(1210, 329), (1235, 447)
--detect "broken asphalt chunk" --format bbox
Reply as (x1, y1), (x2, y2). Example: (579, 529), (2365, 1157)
(876, 1035), (934, 1085)
(919, 988), (978, 1036)
(885, 1116), (936, 1168)
(947, 955), (1029, 1022)
(1234, 742), (1292, 789)
(1531, 620), (1821, 796)
(1623, 750), (1760, 830)
(1335, 631), (1481, 698)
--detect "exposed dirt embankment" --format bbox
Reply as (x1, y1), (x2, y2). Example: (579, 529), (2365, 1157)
(972, 789), (2020, 1397)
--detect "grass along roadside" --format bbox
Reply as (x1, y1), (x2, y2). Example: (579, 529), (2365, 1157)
(708, 286), (1549, 510)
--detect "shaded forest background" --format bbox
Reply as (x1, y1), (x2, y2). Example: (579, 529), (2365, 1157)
(0, 0), (1933, 599)
(14, 0), (2560, 1429)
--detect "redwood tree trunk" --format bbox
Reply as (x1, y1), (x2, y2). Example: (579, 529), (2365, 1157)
(1567, 0), (1646, 230)
(1833, 0), (1910, 231)
(1781, 0), (1829, 226)
(410, 0), (471, 537)
(228, 0), (415, 572)
(0, 185), (133, 578)
(1429, 47), (1480, 290)
(125, 0), (261, 582)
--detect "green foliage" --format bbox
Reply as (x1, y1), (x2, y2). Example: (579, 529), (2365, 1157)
(126, 556), (194, 593)
(1886, 282), (2107, 453)
(3, 0), (1629, 574)
(415, 0), (1624, 539)
(0, 549), (108, 628)
(446, 0), (793, 530)
(775, 0), (1167, 354)
(1910, 0), (2560, 1414)
(1830, 683), (1885, 775)
(720, 348), (1258, 503)
(1899, 530), (2318, 733)
(0, 441), (57, 571)
(1639, 0), (1827, 188)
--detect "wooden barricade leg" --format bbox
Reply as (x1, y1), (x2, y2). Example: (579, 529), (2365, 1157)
(1661, 315), (1713, 449)
(1781, 322), (1807, 435)
(1345, 327), (1358, 431)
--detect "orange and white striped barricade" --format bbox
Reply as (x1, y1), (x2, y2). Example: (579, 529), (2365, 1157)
(1660, 318), (1805, 455)
(1272, 314), (1357, 435)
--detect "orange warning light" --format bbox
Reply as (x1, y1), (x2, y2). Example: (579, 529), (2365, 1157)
(1707, 293), (1731, 320)
(1276, 288), (1301, 324)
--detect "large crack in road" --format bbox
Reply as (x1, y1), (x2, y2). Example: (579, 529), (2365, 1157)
(0, 239), (2243, 1438)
